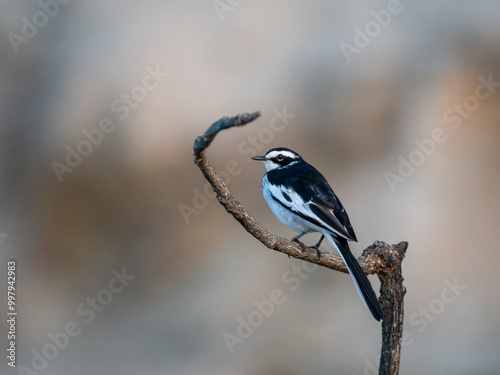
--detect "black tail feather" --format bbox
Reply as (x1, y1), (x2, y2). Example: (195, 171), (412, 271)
(327, 235), (383, 321)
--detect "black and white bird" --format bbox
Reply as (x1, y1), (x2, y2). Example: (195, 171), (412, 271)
(251, 147), (383, 321)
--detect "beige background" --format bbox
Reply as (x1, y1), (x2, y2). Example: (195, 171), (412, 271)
(1, 1), (499, 374)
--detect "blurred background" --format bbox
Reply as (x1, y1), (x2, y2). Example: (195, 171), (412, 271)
(1, 1), (499, 374)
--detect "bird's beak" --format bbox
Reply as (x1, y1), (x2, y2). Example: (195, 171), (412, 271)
(251, 155), (267, 161)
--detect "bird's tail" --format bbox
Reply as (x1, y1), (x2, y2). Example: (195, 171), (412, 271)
(325, 233), (383, 321)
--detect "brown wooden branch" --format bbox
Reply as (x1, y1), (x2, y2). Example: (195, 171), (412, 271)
(193, 111), (408, 375)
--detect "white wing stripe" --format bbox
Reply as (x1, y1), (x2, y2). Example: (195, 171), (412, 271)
(267, 183), (350, 240)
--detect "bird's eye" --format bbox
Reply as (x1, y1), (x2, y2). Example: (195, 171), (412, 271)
(277, 154), (284, 161)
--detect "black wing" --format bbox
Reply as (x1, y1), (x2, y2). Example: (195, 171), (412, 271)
(266, 162), (357, 241)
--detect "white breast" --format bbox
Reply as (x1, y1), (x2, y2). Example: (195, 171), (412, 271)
(261, 175), (316, 234)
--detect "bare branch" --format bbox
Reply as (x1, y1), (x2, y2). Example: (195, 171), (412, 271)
(193, 112), (408, 375)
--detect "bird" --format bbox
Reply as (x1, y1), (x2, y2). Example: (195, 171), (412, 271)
(251, 147), (383, 321)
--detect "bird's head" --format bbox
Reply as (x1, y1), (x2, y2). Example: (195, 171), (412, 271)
(251, 147), (303, 171)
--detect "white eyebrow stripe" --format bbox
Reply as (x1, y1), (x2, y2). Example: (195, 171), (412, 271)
(265, 150), (298, 159)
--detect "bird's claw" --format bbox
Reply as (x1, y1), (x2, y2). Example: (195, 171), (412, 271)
(310, 245), (321, 260)
(289, 238), (307, 259)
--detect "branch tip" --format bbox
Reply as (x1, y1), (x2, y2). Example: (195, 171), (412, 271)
(193, 111), (261, 154)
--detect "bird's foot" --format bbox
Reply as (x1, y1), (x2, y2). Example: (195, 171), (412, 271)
(310, 244), (321, 260)
(289, 237), (308, 259)
(291, 231), (308, 243)
(309, 235), (324, 259)
(291, 237), (304, 245)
